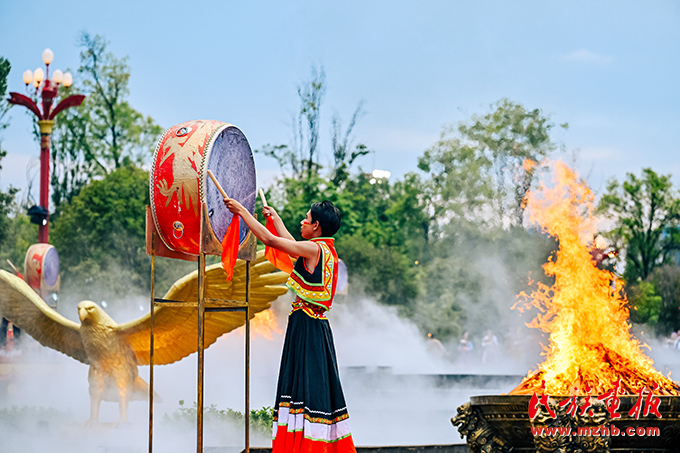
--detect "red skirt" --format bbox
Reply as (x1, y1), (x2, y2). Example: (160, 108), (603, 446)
(272, 306), (356, 453)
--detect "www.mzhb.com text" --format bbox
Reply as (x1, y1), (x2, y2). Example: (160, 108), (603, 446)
(531, 426), (660, 437)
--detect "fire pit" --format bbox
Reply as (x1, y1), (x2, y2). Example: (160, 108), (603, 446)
(452, 395), (680, 452)
(451, 162), (680, 452)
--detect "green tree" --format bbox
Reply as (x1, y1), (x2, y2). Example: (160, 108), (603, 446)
(50, 164), (195, 304)
(649, 265), (680, 334)
(419, 98), (567, 228)
(330, 102), (370, 186)
(408, 100), (566, 339)
(258, 68), (429, 312)
(259, 65), (369, 186)
(626, 281), (662, 328)
(0, 56), (24, 258)
(295, 66), (325, 180)
(598, 168), (680, 282)
(260, 85), (568, 341)
(48, 32), (162, 210)
(51, 165), (149, 300)
(259, 66), (326, 181)
(0, 56), (11, 143)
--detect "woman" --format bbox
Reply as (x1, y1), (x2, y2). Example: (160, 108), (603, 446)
(223, 198), (356, 453)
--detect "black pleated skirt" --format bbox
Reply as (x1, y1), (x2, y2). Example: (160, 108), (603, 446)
(272, 308), (355, 453)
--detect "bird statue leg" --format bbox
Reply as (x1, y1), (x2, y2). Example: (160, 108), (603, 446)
(119, 392), (129, 423)
(85, 366), (105, 426)
(87, 394), (102, 427)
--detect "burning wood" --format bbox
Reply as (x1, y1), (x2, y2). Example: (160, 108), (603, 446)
(510, 161), (680, 396)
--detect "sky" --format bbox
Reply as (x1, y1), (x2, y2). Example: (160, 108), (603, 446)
(1, 0), (679, 204)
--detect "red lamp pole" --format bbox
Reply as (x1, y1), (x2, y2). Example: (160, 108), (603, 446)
(8, 49), (85, 243)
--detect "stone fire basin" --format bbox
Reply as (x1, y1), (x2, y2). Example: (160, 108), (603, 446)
(451, 394), (680, 452)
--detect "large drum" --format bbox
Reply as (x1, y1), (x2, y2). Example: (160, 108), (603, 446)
(23, 243), (60, 302)
(150, 120), (256, 256)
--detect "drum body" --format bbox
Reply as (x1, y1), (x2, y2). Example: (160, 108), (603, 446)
(24, 243), (60, 293)
(150, 120), (256, 256)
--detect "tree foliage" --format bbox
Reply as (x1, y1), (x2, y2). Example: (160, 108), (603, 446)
(598, 168), (680, 282)
(258, 74), (560, 340)
(0, 56), (23, 256)
(14, 49), (672, 342)
(0, 56), (11, 141)
(648, 265), (680, 334)
(48, 32), (162, 210)
(627, 281), (662, 328)
(597, 169), (680, 335)
(419, 98), (567, 228)
(51, 165), (150, 293)
(50, 163), (197, 304)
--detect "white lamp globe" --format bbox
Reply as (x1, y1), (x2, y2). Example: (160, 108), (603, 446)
(33, 67), (45, 83)
(62, 72), (73, 87)
(23, 70), (33, 85)
(42, 48), (54, 65)
(52, 69), (64, 84)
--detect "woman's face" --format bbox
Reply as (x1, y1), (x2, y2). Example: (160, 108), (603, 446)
(300, 210), (315, 239)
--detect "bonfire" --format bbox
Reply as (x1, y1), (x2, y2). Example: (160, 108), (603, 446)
(509, 161), (680, 396)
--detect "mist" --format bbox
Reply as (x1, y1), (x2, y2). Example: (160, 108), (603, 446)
(0, 281), (540, 451)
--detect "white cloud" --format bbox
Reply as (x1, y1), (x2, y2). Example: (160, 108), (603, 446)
(560, 49), (614, 64)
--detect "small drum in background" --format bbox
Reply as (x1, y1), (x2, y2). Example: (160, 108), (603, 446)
(150, 119), (256, 256)
(24, 243), (60, 302)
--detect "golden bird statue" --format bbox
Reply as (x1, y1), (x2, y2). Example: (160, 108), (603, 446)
(0, 250), (288, 424)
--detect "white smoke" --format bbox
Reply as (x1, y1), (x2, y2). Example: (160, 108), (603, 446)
(0, 288), (537, 450)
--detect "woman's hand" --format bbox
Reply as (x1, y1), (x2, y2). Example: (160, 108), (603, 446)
(223, 197), (245, 216)
(262, 206), (278, 219)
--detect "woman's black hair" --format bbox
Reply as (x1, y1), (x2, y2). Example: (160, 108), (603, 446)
(310, 200), (341, 237)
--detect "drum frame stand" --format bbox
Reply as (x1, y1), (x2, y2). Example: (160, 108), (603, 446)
(146, 203), (256, 453)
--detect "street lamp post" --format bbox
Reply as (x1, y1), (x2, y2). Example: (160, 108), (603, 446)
(8, 48), (85, 243)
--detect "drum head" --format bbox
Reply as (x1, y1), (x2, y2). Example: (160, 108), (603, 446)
(43, 246), (59, 287)
(203, 126), (256, 244)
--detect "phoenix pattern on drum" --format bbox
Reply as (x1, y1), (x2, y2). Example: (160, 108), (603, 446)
(155, 120), (221, 216)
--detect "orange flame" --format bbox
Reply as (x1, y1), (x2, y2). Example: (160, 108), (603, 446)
(522, 158), (537, 172)
(249, 310), (283, 340)
(510, 160), (679, 396)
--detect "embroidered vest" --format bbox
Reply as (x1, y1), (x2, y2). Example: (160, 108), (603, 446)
(286, 238), (338, 311)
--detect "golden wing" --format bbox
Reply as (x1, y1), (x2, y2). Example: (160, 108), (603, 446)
(0, 270), (88, 364)
(119, 250), (289, 365)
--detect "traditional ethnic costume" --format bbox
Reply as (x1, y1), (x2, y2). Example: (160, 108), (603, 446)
(272, 237), (356, 453)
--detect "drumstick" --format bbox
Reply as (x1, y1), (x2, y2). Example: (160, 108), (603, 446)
(6, 259), (19, 275)
(258, 188), (268, 207)
(207, 170), (229, 199)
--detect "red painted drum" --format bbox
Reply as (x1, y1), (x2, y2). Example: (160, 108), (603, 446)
(24, 243), (60, 291)
(150, 119), (256, 256)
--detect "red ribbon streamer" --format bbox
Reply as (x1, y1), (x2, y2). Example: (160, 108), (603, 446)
(265, 216), (294, 274)
(221, 214), (241, 281)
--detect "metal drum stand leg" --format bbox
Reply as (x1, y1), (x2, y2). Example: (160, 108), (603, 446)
(147, 204), (253, 453)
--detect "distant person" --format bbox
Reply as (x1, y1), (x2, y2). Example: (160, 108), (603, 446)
(3, 261), (24, 352)
(457, 332), (474, 364)
(426, 332), (448, 360)
(0, 318), (20, 356)
(481, 329), (499, 364)
(666, 331), (678, 348)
